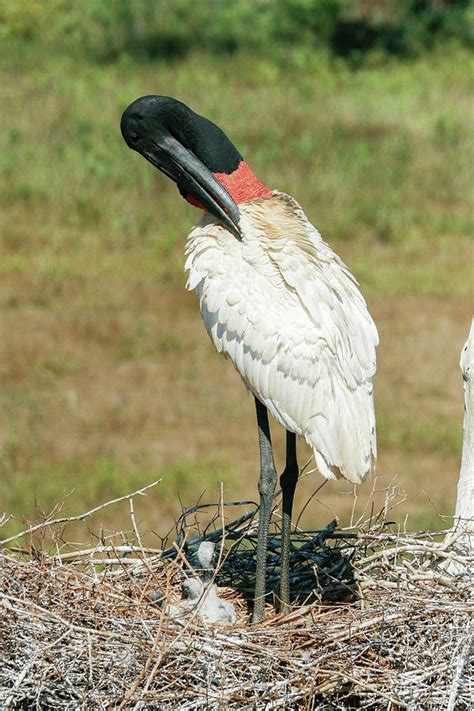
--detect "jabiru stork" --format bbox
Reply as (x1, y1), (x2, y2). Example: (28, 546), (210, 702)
(120, 96), (378, 622)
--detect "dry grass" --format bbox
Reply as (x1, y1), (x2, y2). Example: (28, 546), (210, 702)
(1, 285), (469, 539)
(1, 483), (472, 709)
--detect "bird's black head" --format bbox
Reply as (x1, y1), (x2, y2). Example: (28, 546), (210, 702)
(121, 95), (243, 238)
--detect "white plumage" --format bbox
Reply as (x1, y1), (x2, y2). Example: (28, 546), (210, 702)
(185, 191), (378, 484)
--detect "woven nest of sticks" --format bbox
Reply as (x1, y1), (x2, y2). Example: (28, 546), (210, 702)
(1, 480), (473, 710)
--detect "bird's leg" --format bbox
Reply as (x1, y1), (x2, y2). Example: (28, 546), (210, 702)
(252, 397), (277, 623)
(279, 431), (298, 613)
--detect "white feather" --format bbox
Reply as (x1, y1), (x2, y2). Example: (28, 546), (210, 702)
(185, 192), (378, 484)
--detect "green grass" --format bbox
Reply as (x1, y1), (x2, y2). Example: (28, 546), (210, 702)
(1, 46), (472, 540)
(1, 48), (472, 291)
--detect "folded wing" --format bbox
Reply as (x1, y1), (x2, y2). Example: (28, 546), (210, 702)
(185, 192), (378, 484)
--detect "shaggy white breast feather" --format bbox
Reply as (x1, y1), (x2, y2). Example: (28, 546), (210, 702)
(184, 191), (378, 484)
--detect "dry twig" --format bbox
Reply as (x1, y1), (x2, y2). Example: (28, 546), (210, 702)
(1, 483), (472, 709)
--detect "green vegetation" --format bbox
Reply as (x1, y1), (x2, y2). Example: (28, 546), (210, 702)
(1, 0), (472, 63)
(1, 48), (471, 292)
(0, 5), (472, 540)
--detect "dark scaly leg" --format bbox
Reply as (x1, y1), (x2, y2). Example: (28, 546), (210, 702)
(252, 397), (277, 623)
(279, 431), (298, 613)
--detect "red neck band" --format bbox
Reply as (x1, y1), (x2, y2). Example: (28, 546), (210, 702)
(214, 160), (272, 204)
(186, 160), (272, 209)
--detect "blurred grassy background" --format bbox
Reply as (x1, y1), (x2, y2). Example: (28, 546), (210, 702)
(0, 1), (473, 541)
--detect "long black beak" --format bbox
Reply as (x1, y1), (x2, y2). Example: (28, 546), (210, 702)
(142, 134), (241, 240)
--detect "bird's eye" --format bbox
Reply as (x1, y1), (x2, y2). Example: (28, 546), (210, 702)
(130, 132), (139, 143)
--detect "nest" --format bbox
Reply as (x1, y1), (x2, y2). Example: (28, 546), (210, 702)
(1, 480), (473, 709)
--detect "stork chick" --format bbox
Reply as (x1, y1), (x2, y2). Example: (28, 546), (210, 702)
(121, 96), (378, 623)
